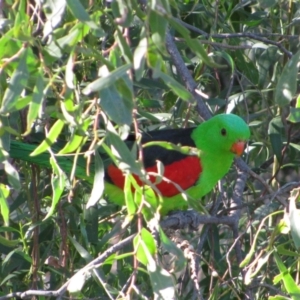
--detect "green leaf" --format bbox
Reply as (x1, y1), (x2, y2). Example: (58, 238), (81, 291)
(43, 0), (66, 38)
(134, 228), (157, 265)
(273, 251), (300, 299)
(159, 228), (186, 272)
(289, 188), (300, 249)
(59, 135), (87, 155)
(134, 34), (147, 81)
(66, 0), (104, 35)
(268, 116), (284, 160)
(168, 16), (192, 36)
(115, 28), (133, 64)
(149, 10), (167, 52)
(214, 51), (235, 73)
(25, 72), (45, 135)
(287, 107), (300, 124)
(275, 49), (300, 107)
(30, 119), (65, 156)
(43, 157), (66, 220)
(124, 174), (137, 216)
(111, 0), (133, 27)
(3, 161), (20, 190)
(287, 95), (300, 123)
(99, 80), (133, 126)
(146, 246), (176, 299)
(59, 116), (90, 154)
(86, 151), (104, 208)
(0, 234), (19, 248)
(65, 52), (75, 89)
(289, 143), (300, 152)
(0, 49), (29, 114)
(255, 45), (278, 88)
(0, 184), (10, 226)
(67, 270), (87, 294)
(69, 235), (93, 262)
(155, 71), (192, 101)
(82, 64), (132, 95)
(268, 296), (291, 300)
(277, 244), (299, 257)
(0, 116), (11, 154)
(45, 23), (90, 59)
(104, 121), (140, 175)
(185, 38), (226, 68)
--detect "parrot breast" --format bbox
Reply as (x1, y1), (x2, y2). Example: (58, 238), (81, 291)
(107, 156), (202, 197)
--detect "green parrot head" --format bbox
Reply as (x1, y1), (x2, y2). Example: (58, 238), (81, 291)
(192, 114), (250, 156)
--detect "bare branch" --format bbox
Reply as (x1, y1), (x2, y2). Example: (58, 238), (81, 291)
(165, 32), (212, 120)
(175, 18), (293, 58)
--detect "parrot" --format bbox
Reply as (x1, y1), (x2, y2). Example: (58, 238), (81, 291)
(8, 113), (250, 214)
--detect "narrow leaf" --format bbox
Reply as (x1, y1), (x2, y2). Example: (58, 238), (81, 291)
(25, 72), (45, 135)
(289, 188), (300, 249)
(69, 235), (92, 261)
(115, 28), (133, 64)
(86, 151), (104, 208)
(99, 82), (133, 126)
(66, 0), (104, 35)
(159, 228), (186, 272)
(287, 95), (300, 123)
(105, 121), (140, 175)
(1, 50), (28, 114)
(268, 116), (284, 160)
(43, 157), (66, 220)
(43, 0), (66, 38)
(0, 235), (19, 247)
(275, 49), (300, 107)
(273, 252), (300, 298)
(124, 174), (137, 216)
(146, 244), (176, 299)
(67, 270), (87, 294)
(3, 161), (20, 190)
(133, 35), (147, 81)
(155, 71), (192, 101)
(0, 184), (10, 226)
(185, 38), (225, 68)
(134, 228), (156, 266)
(59, 135), (87, 154)
(82, 64), (132, 95)
(30, 119), (64, 156)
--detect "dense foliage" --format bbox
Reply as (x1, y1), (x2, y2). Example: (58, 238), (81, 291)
(0, 0), (300, 299)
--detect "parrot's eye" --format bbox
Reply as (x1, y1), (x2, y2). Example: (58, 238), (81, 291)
(221, 128), (227, 136)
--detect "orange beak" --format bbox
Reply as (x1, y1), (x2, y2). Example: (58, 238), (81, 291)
(230, 141), (246, 156)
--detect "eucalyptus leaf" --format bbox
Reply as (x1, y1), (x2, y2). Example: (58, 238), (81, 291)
(43, 156), (66, 220)
(268, 116), (284, 160)
(66, 0), (104, 35)
(30, 119), (65, 156)
(25, 72), (45, 135)
(86, 151), (104, 208)
(289, 189), (300, 249)
(1, 50), (28, 114)
(82, 64), (132, 95)
(0, 184), (10, 226)
(275, 49), (300, 107)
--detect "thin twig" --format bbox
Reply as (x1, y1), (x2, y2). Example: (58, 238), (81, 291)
(0, 235), (135, 300)
(165, 32), (212, 120)
(174, 19), (293, 58)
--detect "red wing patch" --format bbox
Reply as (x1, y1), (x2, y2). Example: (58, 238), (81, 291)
(107, 156), (202, 197)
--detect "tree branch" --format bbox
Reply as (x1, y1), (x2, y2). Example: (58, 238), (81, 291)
(0, 234), (135, 300)
(165, 32), (212, 120)
(175, 18), (293, 58)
